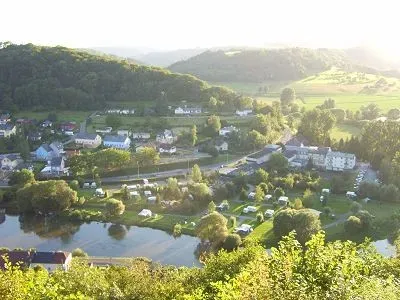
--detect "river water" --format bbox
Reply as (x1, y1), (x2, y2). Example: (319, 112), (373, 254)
(0, 215), (201, 267)
(0, 214), (396, 267)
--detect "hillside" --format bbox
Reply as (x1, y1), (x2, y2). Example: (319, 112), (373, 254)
(0, 43), (238, 110)
(169, 48), (352, 82)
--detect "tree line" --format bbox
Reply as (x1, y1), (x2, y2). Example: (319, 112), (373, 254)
(0, 43), (241, 111)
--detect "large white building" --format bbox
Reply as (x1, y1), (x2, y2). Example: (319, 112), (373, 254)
(174, 106), (201, 115)
(103, 135), (131, 150)
(283, 145), (356, 171)
(74, 133), (102, 148)
(325, 151), (356, 171)
(0, 124), (16, 138)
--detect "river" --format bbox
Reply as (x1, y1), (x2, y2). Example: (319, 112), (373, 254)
(0, 214), (201, 267)
(0, 214), (396, 268)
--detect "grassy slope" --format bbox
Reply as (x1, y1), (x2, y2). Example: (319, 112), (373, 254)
(212, 68), (400, 113)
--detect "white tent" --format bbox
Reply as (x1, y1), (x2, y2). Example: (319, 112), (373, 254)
(138, 209), (152, 217)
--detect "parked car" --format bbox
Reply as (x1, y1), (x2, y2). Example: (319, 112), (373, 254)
(243, 206), (257, 214)
(264, 209), (274, 218)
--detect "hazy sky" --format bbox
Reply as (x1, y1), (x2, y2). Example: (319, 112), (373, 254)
(2, 0), (399, 55)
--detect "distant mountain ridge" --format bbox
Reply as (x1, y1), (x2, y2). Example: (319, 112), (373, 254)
(168, 47), (400, 83)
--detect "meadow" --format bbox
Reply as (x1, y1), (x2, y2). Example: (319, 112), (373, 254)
(213, 68), (400, 113)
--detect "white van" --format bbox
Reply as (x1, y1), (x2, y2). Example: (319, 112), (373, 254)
(243, 206), (257, 213)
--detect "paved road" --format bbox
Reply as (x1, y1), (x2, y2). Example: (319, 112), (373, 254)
(80, 112), (97, 134)
(323, 212), (351, 229)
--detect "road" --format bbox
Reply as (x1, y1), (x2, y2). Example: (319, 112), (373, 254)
(101, 159), (239, 183)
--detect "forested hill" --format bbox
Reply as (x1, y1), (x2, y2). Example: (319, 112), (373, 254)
(0, 43), (238, 110)
(168, 48), (353, 82)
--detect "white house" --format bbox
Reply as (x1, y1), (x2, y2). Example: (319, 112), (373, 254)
(156, 129), (176, 144)
(0, 124), (16, 138)
(131, 132), (151, 140)
(103, 135), (131, 150)
(96, 127), (112, 134)
(30, 251), (72, 272)
(0, 155), (22, 170)
(219, 126), (238, 137)
(117, 130), (131, 137)
(325, 151), (356, 171)
(0, 114), (11, 125)
(106, 108), (134, 115)
(235, 109), (253, 116)
(158, 144), (177, 154)
(174, 106), (202, 115)
(74, 133), (102, 148)
(214, 140), (228, 152)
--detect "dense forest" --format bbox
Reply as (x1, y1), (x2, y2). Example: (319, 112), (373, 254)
(1, 232), (400, 299)
(169, 47), (400, 83)
(0, 43), (239, 110)
(169, 48), (352, 82)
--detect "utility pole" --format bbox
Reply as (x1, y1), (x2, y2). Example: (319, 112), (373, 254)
(137, 161), (140, 178)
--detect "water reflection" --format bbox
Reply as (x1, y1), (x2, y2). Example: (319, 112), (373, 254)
(0, 215), (201, 267)
(108, 224), (127, 240)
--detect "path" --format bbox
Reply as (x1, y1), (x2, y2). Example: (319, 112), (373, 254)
(323, 212), (351, 229)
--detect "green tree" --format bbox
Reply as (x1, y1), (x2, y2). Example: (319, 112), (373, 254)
(190, 183), (212, 203)
(190, 125), (197, 146)
(302, 189), (314, 208)
(280, 87), (296, 105)
(105, 114), (122, 129)
(69, 180), (80, 191)
(273, 208), (321, 245)
(380, 184), (399, 202)
(121, 186), (131, 202)
(191, 164), (202, 183)
(205, 115), (221, 136)
(105, 198), (125, 216)
(135, 147), (160, 166)
(17, 138), (30, 161)
(256, 212), (264, 223)
(293, 198), (303, 210)
(195, 212), (228, 246)
(208, 200), (216, 213)
(163, 177), (182, 200)
(16, 180), (77, 214)
(254, 185), (265, 203)
(254, 168), (269, 184)
(268, 153), (288, 174)
(298, 108), (336, 144)
(222, 234), (242, 251)
(72, 248), (88, 258)
(8, 169), (35, 186)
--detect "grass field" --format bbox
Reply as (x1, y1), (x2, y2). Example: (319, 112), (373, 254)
(213, 68), (400, 113)
(89, 115), (255, 132)
(15, 110), (92, 123)
(330, 124), (362, 140)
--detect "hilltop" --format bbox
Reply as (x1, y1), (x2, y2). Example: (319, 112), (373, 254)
(169, 47), (400, 83)
(0, 43), (238, 110)
(169, 48), (352, 82)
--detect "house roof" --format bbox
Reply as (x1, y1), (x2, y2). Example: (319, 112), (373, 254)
(0, 251), (34, 270)
(247, 147), (278, 159)
(32, 251), (70, 264)
(215, 139), (227, 146)
(104, 135), (129, 143)
(39, 144), (52, 153)
(75, 133), (100, 140)
(285, 135), (310, 147)
(50, 141), (63, 150)
(283, 149), (297, 159)
(326, 151), (355, 159)
(159, 144), (175, 150)
(51, 157), (64, 167)
(0, 124), (15, 131)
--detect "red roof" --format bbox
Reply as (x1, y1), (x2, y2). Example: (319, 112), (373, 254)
(0, 251), (34, 270)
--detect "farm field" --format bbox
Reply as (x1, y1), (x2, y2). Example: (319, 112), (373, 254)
(14, 110), (92, 123)
(214, 68), (400, 112)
